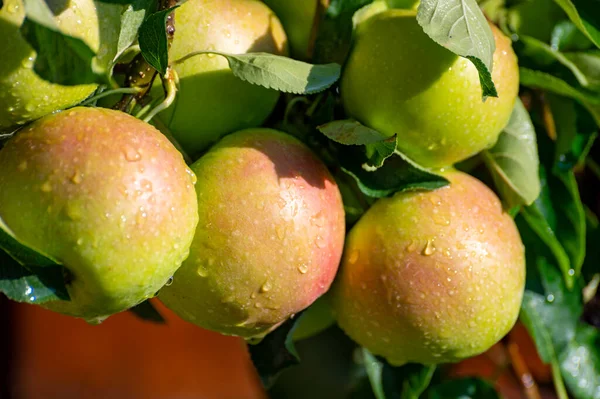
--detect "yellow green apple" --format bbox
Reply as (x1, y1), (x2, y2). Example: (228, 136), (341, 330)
(340, 10), (519, 168)
(154, 0), (288, 157)
(331, 170), (525, 365)
(0, 0), (118, 131)
(0, 107), (199, 322)
(159, 128), (345, 339)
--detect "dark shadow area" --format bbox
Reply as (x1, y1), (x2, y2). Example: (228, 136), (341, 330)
(0, 296), (14, 399)
(269, 326), (362, 399)
(47, 0), (69, 16)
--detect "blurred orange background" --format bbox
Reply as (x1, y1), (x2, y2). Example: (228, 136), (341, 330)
(1, 297), (266, 399)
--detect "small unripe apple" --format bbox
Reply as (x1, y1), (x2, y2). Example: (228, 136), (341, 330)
(154, 0), (288, 157)
(340, 10), (519, 168)
(0, 107), (199, 321)
(159, 128), (345, 339)
(331, 170), (525, 365)
(0, 0), (113, 130)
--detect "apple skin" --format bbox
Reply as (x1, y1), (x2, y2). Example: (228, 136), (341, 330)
(0, 107), (199, 321)
(0, 0), (116, 131)
(340, 10), (519, 168)
(154, 0), (288, 158)
(262, 0), (318, 60)
(159, 128), (345, 339)
(330, 170), (525, 365)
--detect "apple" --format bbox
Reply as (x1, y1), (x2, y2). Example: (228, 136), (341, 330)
(330, 170), (525, 365)
(159, 128), (345, 339)
(153, 0), (288, 158)
(262, 0), (319, 60)
(0, 107), (199, 322)
(340, 10), (519, 168)
(0, 0), (117, 131)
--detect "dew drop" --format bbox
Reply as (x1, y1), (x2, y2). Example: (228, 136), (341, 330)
(24, 286), (33, 295)
(260, 281), (272, 293)
(348, 249), (360, 264)
(165, 276), (174, 286)
(70, 171), (83, 184)
(422, 239), (435, 256)
(124, 147), (142, 162)
(315, 235), (326, 249)
(298, 264), (308, 274)
(429, 195), (442, 206)
(546, 294), (555, 303)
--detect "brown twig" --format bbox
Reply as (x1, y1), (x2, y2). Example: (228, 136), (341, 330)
(507, 338), (542, 399)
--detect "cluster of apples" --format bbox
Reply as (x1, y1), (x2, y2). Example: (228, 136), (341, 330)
(0, 0), (526, 366)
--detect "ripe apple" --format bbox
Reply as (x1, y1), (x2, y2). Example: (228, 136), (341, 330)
(153, 0), (288, 157)
(0, 0), (116, 131)
(159, 128), (345, 339)
(0, 107), (199, 321)
(340, 10), (519, 168)
(330, 170), (525, 365)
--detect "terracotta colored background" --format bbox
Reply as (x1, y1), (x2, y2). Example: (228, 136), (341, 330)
(1, 298), (267, 399)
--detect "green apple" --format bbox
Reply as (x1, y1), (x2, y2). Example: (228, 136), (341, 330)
(154, 0), (288, 158)
(330, 170), (525, 365)
(0, 107), (199, 322)
(340, 10), (519, 168)
(0, 0), (116, 131)
(159, 128), (345, 339)
(262, 0), (319, 60)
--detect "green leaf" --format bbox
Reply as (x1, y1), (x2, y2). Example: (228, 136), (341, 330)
(551, 20), (594, 52)
(482, 98), (540, 208)
(338, 147), (449, 198)
(215, 53), (341, 95)
(249, 317), (301, 389)
(317, 119), (397, 168)
(138, 6), (178, 75)
(313, 0), (374, 64)
(396, 364), (436, 398)
(553, 0), (600, 49)
(361, 349), (386, 399)
(517, 243), (600, 399)
(520, 158), (585, 286)
(416, 0), (498, 97)
(564, 51), (600, 91)
(0, 218), (60, 268)
(19, 0), (104, 85)
(548, 95), (598, 171)
(128, 299), (165, 323)
(0, 250), (69, 304)
(115, 0), (155, 63)
(425, 378), (499, 399)
(516, 35), (594, 89)
(519, 68), (600, 124)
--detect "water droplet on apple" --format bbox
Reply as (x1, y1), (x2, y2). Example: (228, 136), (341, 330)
(260, 281), (272, 293)
(165, 276), (174, 286)
(422, 239), (435, 256)
(124, 147), (142, 162)
(298, 264), (308, 274)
